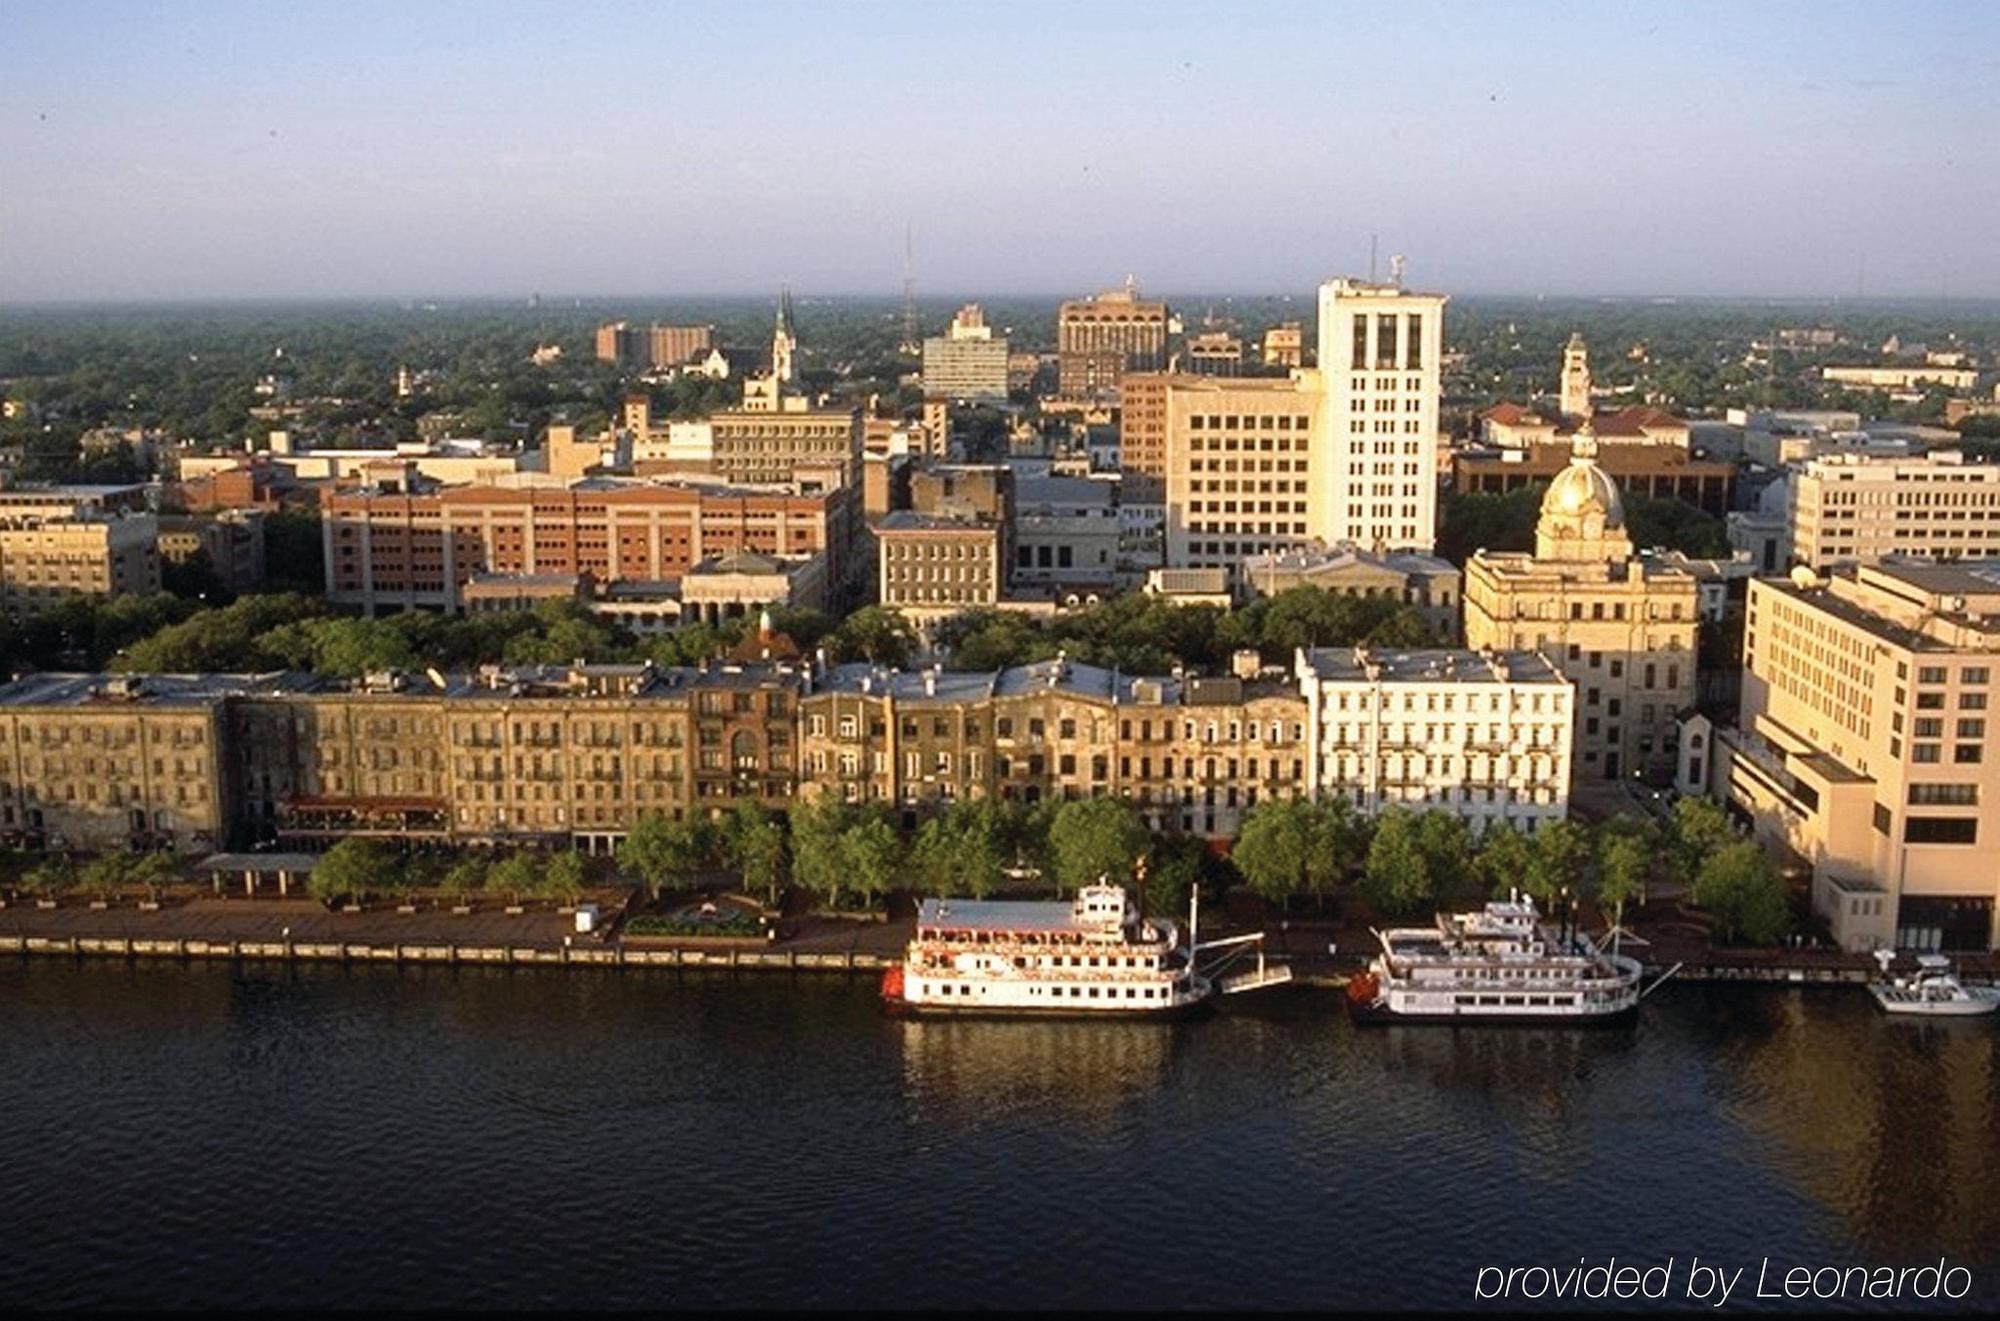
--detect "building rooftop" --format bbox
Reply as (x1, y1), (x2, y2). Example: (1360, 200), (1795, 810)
(1298, 647), (1565, 686)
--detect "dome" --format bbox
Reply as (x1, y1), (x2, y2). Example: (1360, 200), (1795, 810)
(1541, 459), (1625, 529)
(1539, 425), (1624, 530)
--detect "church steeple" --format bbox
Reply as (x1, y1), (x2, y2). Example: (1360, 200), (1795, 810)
(1560, 331), (1592, 422)
(772, 287), (798, 385)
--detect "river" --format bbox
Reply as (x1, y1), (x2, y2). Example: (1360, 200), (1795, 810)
(1, 962), (1995, 1310)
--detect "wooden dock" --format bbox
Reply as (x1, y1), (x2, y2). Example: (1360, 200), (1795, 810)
(0, 932), (891, 973)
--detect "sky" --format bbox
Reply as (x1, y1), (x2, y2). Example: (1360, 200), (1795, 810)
(3, 0), (1999, 303)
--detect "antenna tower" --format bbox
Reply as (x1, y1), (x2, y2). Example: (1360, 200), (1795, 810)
(900, 221), (918, 353)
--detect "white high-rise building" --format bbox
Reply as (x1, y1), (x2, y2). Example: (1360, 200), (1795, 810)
(1313, 276), (1446, 554)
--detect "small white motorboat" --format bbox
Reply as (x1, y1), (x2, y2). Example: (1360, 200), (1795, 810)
(1867, 951), (2000, 1017)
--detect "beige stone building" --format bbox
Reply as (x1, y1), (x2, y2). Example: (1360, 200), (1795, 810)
(1240, 545), (1462, 640)
(0, 673), (287, 853)
(1787, 450), (2000, 569)
(1715, 562), (2000, 951)
(1464, 431), (1699, 784)
(1057, 283), (1168, 403)
(1261, 322), (1303, 368)
(707, 407), (862, 485)
(0, 513), (160, 611)
(1159, 375), (1322, 572)
(874, 512), (1002, 618)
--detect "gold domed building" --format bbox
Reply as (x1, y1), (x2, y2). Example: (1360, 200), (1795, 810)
(1463, 426), (1699, 785)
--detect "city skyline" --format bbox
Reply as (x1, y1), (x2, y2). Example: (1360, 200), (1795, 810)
(5, 0), (1999, 304)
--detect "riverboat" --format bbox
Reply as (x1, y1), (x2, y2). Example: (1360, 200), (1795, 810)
(1347, 892), (1645, 1025)
(1867, 951), (2000, 1017)
(881, 881), (1213, 1018)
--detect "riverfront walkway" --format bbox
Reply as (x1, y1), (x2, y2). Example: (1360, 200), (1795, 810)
(3, 890), (1992, 984)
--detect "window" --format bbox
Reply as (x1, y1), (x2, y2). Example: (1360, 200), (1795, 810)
(1904, 817), (1978, 844)
(1955, 745), (1983, 764)
(1909, 783), (1978, 806)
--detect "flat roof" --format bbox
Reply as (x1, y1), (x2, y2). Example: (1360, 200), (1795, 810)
(917, 897), (1083, 933)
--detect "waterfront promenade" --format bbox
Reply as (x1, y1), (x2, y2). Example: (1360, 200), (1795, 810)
(5, 890), (1994, 985)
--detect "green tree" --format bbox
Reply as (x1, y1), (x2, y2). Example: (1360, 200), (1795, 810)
(308, 839), (389, 906)
(1473, 821), (1535, 897)
(541, 850), (588, 904)
(23, 854), (77, 898)
(788, 794), (853, 903)
(440, 855), (488, 906)
(839, 814), (903, 910)
(80, 853), (131, 900)
(1524, 819), (1591, 904)
(618, 812), (710, 899)
(721, 800), (787, 904)
(1693, 841), (1791, 945)
(1046, 797), (1148, 894)
(1670, 796), (1737, 888)
(1230, 798), (1315, 909)
(488, 851), (541, 906)
(1360, 808), (1434, 915)
(828, 606), (916, 668)
(1596, 830), (1651, 935)
(1414, 810), (1474, 905)
(1143, 835), (1205, 920)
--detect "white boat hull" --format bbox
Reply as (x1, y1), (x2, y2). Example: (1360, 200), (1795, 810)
(1868, 984), (2000, 1016)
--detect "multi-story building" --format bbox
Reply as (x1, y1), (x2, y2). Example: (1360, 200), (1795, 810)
(1057, 283), (1169, 403)
(0, 513), (160, 611)
(1184, 331), (1244, 377)
(321, 477), (857, 614)
(1113, 370), (1190, 509)
(0, 672), (303, 852)
(647, 324), (715, 369)
(1239, 545), (1462, 640)
(1261, 322), (1304, 369)
(1787, 450), (2000, 569)
(921, 304), (1009, 403)
(1715, 561), (2000, 951)
(594, 321), (647, 367)
(875, 512), (1002, 618)
(1296, 646), (1574, 834)
(155, 510), (266, 595)
(1823, 365), (1979, 392)
(1316, 276), (1446, 553)
(1463, 432), (1699, 784)
(1160, 375), (1322, 573)
(707, 407), (862, 486)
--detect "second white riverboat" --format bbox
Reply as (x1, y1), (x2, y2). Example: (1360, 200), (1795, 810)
(1347, 891), (1645, 1025)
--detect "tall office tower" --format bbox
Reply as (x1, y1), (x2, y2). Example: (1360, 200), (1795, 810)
(1559, 331), (1592, 420)
(1057, 281), (1169, 403)
(1314, 277), (1446, 553)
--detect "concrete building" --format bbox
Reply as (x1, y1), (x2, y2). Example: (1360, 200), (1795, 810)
(1317, 276), (1446, 553)
(1463, 430), (1700, 785)
(1261, 322), (1303, 369)
(707, 407), (863, 486)
(155, 510), (266, 595)
(1823, 365), (1979, 392)
(921, 304), (1009, 403)
(1296, 646), (1574, 834)
(1159, 375), (1322, 572)
(1714, 562), (2000, 951)
(1452, 440), (1733, 516)
(1240, 544), (1461, 640)
(1184, 331), (1244, 377)
(0, 512), (160, 612)
(678, 550), (827, 625)
(647, 324), (715, 369)
(875, 512), (1002, 618)
(1787, 450), (2000, 569)
(1057, 282), (1169, 403)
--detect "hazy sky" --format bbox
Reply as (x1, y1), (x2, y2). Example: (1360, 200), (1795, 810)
(4, 0), (1998, 303)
